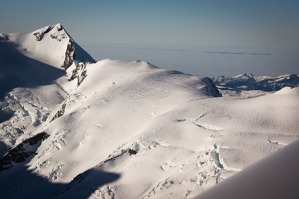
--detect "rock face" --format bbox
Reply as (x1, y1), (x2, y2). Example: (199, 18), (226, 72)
(202, 77), (222, 97)
(50, 103), (66, 122)
(69, 62), (88, 86)
(0, 132), (49, 172)
(62, 40), (75, 69)
(0, 33), (8, 41)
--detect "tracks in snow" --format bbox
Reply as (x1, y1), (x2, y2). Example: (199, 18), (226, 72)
(193, 112), (223, 131)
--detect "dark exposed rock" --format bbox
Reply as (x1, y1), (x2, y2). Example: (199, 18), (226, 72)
(79, 70), (87, 86)
(33, 32), (43, 41)
(50, 34), (57, 39)
(202, 77), (222, 97)
(0, 132), (49, 172)
(0, 34), (8, 41)
(69, 62), (88, 86)
(61, 39), (75, 69)
(128, 148), (137, 155)
(50, 103), (66, 122)
(32, 26), (53, 41)
(56, 23), (63, 31)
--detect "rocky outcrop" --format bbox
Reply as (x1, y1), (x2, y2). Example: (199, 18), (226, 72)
(32, 25), (53, 41)
(202, 77), (222, 97)
(0, 132), (49, 172)
(50, 103), (66, 122)
(0, 33), (8, 41)
(31, 23), (95, 70)
(69, 62), (88, 86)
(61, 39), (75, 70)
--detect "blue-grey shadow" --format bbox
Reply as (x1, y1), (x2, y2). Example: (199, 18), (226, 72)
(0, 40), (66, 123)
(0, 41), (66, 100)
(0, 133), (120, 198)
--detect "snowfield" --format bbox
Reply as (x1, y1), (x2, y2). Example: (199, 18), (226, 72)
(197, 139), (299, 199)
(0, 24), (299, 199)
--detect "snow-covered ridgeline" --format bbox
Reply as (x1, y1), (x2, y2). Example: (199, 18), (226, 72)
(0, 24), (299, 198)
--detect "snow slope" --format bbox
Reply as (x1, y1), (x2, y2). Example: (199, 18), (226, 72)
(0, 24), (94, 156)
(196, 139), (299, 199)
(1, 25), (299, 198)
(1, 59), (299, 198)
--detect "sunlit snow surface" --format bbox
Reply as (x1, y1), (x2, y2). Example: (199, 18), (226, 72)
(0, 25), (299, 198)
(197, 139), (299, 199)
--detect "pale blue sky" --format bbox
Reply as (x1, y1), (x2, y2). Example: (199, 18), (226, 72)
(1, 0), (298, 49)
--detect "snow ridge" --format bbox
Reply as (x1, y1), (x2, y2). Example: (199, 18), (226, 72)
(3, 23), (95, 69)
(1, 24), (299, 198)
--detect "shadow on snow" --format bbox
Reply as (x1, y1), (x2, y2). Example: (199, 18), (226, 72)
(0, 40), (66, 123)
(0, 134), (120, 198)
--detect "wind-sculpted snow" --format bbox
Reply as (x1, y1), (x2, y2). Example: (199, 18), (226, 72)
(0, 24), (299, 198)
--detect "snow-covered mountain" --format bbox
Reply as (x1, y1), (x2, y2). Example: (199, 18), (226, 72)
(212, 73), (299, 97)
(1, 23), (94, 69)
(0, 23), (95, 98)
(0, 24), (94, 155)
(0, 24), (299, 199)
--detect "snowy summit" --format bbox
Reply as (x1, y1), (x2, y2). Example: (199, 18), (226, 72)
(0, 24), (299, 199)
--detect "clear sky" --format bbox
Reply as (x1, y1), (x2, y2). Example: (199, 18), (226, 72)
(1, 0), (298, 49)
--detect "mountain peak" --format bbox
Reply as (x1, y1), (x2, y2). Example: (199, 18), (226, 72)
(32, 23), (69, 42)
(3, 23), (96, 69)
(55, 23), (63, 31)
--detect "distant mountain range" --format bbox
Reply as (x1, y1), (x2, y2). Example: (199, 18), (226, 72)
(213, 73), (299, 91)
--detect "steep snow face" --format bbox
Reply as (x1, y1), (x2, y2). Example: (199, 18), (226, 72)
(197, 139), (299, 199)
(5, 23), (95, 69)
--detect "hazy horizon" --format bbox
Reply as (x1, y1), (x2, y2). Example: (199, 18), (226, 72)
(1, 0), (299, 49)
(1, 0), (298, 76)
(82, 43), (298, 77)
